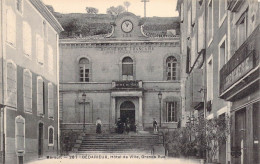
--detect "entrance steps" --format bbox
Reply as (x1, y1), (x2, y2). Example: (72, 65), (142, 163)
(76, 132), (160, 154)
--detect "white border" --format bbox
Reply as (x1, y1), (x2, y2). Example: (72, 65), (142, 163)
(15, 115), (25, 154)
(36, 76), (44, 117)
(218, 0), (227, 28)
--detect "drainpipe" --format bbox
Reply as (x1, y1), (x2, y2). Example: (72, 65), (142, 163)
(1, 0), (5, 163)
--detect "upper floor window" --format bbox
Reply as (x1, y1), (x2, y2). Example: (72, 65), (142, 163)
(48, 83), (54, 119)
(6, 8), (16, 46)
(43, 21), (48, 40)
(48, 45), (53, 72)
(23, 70), (32, 113)
(15, 116), (25, 152)
(219, 36), (227, 69)
(79, 58), (90, 82)
(166, 56), (177, 80)
(37, 77), (44, 116)
(166, 102), (177, 122)
(207, 56), (213, 100)
(187, 8), (191, 36)
(198, 15), (205, 52)
(207, 0), (213, 45)
(16, 0), (23, 13)
(191, 0), (196, 26)
(48, 126), (54, 146)
(23, 21), (32, 57)
(36, 35), (44, 65)
(180, 3), (184, 22)
(7, 61), (17, 107)
(219, 0), (227, 26)
(236, 11), (248, 48)
(122, 57), (133, 80)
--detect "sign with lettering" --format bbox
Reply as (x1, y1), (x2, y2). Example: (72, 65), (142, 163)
(101, 46), (154, 54)
(223, 54), (254, 92)
(114, 81), (140, 88)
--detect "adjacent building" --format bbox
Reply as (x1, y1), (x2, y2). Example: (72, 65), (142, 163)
(0, 0), (63, 163)
(177, 0), (259, 163)
(59, 12), (183, 136)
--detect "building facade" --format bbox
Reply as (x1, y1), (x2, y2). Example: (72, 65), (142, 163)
(0, 0), (63, 163)
(177, 0), (259, 163)
(59, 12), (183, 136)
(219, 1), (259, 164)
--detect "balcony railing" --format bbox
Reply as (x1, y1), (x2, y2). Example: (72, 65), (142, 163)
(219, 25), (259, 96)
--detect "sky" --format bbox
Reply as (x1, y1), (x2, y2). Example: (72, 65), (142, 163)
(42, 0), (179, 17)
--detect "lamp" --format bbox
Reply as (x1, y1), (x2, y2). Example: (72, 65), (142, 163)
(158, 91), (162, 127)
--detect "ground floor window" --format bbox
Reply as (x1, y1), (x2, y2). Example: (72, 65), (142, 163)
(166, 102), (177, 122)
(48, 126), (54, 146)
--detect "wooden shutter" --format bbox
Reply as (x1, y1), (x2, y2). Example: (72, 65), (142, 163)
(37, 78), (43, 115)
(7, 63), (17, 107)
(16, 118), (25, 151)
(48, 84), (54, 118)
(24, 71), (32, 112)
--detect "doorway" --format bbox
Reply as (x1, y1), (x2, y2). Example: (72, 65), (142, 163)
(38, 123), (44, 158)
(120, 101), (135, 131)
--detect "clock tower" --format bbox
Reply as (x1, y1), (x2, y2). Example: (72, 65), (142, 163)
(108, 12), (147, 40)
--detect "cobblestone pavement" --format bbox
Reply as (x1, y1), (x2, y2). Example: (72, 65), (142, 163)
(28, 155), (202, 164)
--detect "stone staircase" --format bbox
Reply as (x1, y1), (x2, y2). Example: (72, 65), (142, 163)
(74, 132), (161, 154)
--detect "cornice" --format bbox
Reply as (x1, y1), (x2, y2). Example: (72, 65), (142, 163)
(29, 0), (63, 33)
(59, 40), (180, 48)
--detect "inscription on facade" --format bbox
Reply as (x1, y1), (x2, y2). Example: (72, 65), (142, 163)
(101, 46), (154, 54)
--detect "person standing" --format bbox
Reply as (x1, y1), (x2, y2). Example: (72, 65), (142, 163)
(96, 117), (102, 134)
(153, 118), (158, 132)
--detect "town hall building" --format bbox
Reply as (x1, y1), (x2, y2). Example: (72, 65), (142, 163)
(59, 12), (183, 135)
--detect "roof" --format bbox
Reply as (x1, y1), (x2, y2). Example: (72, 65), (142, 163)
(29, 0), (64, 33)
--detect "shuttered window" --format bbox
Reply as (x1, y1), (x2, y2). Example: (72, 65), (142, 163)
(7, 62), (17, 107)
(24, 70), (32, 113)
(37, 77), (44, 116)
(122, 57), (133, 80)
(48, 83), (54, 118)
(23, 21), (32, 57)
(15, 116), (25, 151)
(36, 35), (44, 64)
(48, 45), (53, 72)
(6, 9), (16, 46)
(48, 127), (54, 146)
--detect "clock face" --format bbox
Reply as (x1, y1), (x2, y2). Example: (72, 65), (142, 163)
(121, 20), (133, 33)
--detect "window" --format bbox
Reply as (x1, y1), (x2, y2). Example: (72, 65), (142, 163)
(36, 35), (44, 64)
(37, 77), (44, 116)
(219, 0), (227, 26)
(48, 45), (53, 72)
(191, 0), (196, 25)
(79, 58), (90, 82)
(236, 11), (248, 48)
(16, 0), (23, 13)
(23, 22), (32, 57)
(48, 83), (54, 119)
(219, 36), (227, 69)
(166, 102), (177, 122)
(43, 21), (48, 40)
(180, 3), (184, 22)
(191, 36), (196, 66)
(122, 57), (133, 80)
(15, 116), (25, 152)
(6, 8), (16, 46)
(7, 61), (17, 107)
(207, 0), (213, 45)
(198, 15), (205, 52)
(166, 56), (177, 80)
(207, 57), (213, 100)
(48, 126), (54, 146)
(187, 9), (191, 36)
(24, 70), (32, 113)
(186, 47), (191, 73)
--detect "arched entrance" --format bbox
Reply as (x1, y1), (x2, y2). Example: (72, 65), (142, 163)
(120, 101), (135, 131)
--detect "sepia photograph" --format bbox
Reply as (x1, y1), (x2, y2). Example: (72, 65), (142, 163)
(0, 0), (259, 163)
